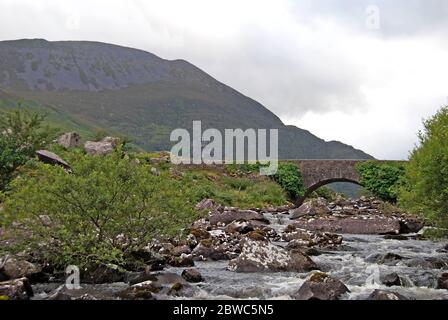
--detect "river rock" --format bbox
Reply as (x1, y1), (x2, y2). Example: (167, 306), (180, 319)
(381, 272), (402, 287)
(172, 245), (192, 257)
(366, 252), (405, 266)
(399, 218), (424, 233)
(181, 268), (203, 283)
(125, 249), (166, 271)
(168, 254), (194, 267)
(117, 280), (159, 300)
(57, 132), (81, 149)
(290, 198), (330, 219)
(224, 220), (256, 234)
(437, 273), (448, 289)
(227, 237), (318, 273)
(367, 289), (408, 300)
(36, 150), (71, 170)
(191, 242), (229, 261)
(209, 209), (268, 226)
(81, 263), (127, 284)
(283, 228), (342, 248)
(0, 256), (42, 281)
(293, 272), (349, 300)
(84, 136), (119, 155)
(0, 277), (33, 300)
(293, 216), (401, 235)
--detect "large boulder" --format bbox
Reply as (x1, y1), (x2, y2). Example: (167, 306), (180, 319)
(293, 272), (349, 300)
(84, 137), (119, 155)
(209, 209), (268, 226)
(0, 277), (33, 300)
(57, 132), (81, 149)
(290, 198), (330, 219)
(228, 237), (318, 273)
(368, 289), (408, 300)
(36, 150), (71, 170)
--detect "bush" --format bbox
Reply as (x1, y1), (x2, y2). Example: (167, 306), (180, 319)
(399, 106), (448, 231)
(1, 150), (201, 268)
(356, 161), (405, 202)
(272, 162), (305, 199)
(0, 108), (57, 190)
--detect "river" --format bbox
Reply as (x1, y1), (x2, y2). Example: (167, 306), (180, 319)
(32, 210), (448, 300)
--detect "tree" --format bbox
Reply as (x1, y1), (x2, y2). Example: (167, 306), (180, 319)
(399, 106), (448, 231)
(0, 107), (58, 190)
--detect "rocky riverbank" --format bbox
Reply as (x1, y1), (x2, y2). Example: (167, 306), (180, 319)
(2, 196), (448, 300)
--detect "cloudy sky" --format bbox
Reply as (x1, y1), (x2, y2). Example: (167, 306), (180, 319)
(1, 0), (448, 159)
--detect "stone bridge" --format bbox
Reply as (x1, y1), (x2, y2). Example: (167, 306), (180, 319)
(289, 160), (404, 205)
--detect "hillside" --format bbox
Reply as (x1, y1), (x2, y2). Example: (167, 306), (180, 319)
(0, 39), (372, 161)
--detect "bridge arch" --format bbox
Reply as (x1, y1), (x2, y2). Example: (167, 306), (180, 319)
(302, 178), (363, 198)
(291, 160), (364, 206)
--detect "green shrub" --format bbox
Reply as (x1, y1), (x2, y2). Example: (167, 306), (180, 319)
(1, 150), (201, 268)
(356, 161), (405, 202)
(399, 106), (448, 232)
(272, 162), (305, 199)
(0, 108), (58, 190)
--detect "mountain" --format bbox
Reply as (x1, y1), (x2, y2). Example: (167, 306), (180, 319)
(0, 39), (372, 161)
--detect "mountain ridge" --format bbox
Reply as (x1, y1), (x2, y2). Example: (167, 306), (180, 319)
(0, 38), (372, 161)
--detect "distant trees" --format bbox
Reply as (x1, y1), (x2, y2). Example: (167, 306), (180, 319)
(399, 106), (448, 232)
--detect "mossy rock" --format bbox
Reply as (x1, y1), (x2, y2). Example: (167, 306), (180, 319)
(308, 271), (330, 283)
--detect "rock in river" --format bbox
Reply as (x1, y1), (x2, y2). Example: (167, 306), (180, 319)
(228, 237), (318, 273)
(181, 268), (203, 283)
(293, 272), (349, 300)
(368, 289), (408, 300)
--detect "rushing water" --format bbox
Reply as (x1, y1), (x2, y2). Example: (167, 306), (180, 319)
(164, 212), (448, 300)
(33, 211), (448, 300)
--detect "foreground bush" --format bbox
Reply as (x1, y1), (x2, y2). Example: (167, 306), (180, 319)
(399, 106), (448, 233)
(356, 161), (405, 202)
(1, 150), (201, 268)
